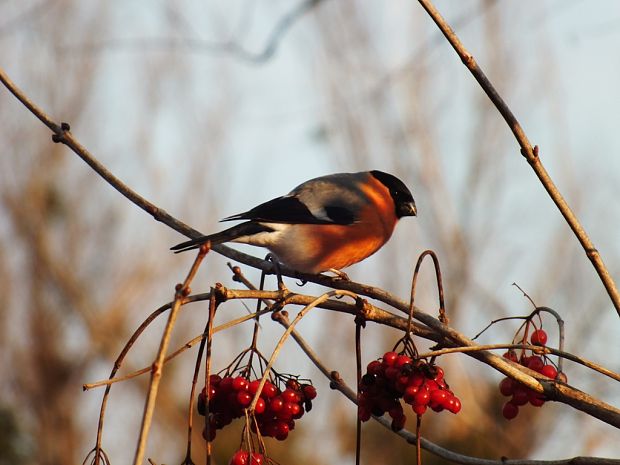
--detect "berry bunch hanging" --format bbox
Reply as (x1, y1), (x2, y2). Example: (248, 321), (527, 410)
(198, 374), (316, 441)
(499, 328), (567, 420)
(358, 351), (461, 431)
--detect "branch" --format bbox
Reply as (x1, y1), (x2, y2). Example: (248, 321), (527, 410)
(415, 0), (620, 317)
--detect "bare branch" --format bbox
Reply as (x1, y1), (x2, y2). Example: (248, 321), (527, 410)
(415, 0), (620, 317)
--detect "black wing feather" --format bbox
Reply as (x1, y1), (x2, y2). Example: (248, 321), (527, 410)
(222, 196), (354, 225)
(170, 222), (274, 253)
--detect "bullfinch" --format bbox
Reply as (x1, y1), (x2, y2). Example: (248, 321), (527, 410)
(171, 170), (416, 274)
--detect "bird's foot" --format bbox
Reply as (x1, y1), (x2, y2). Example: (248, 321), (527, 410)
(327, 268), (350, 281)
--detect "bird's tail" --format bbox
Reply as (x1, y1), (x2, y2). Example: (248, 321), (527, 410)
(170, 222), (273, 254)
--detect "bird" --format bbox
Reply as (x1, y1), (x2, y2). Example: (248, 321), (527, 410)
(171, 170), (417, 274)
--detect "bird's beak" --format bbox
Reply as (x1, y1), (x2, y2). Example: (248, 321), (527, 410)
(398, 201), (417, 218)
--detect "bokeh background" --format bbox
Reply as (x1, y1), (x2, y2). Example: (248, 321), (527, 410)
(1, 1), (619, 464)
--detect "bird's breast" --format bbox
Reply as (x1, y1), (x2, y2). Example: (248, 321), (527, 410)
(267, 220), (394, 273)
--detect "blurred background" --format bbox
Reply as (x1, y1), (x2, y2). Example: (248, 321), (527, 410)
(1, 1), (619, 464)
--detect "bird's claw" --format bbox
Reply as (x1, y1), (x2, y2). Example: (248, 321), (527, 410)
(327, 268), (350, 281)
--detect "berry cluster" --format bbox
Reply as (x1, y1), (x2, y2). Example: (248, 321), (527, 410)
(499, 329), (566, 420)
(228, 450), (266, 465)
(198, 375), (316, 441)
(358, 352), (461, 431)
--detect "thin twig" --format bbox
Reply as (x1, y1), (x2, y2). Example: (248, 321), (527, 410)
(133, 246), (209, 465)
(183, 314), (209, 465)
(354, 315), (363, 465)
(204, 289), (218, 465)
(415, 0), (620, 317)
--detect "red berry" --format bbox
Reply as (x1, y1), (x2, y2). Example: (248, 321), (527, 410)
(248, 379), (262, 396)
(499, 378), (515, 397)
(528, 390), (545, 407)
(382, 351), (398, 367)
(530, 329), (548, 346)
(367, 360), (384, 376)
(430, 403), (444, 413)
(281, 388), (298, 403)
(276, 402), (294, 420)
(237, 391), (252, 407)
(286, 379), (300, 390)
(447, 397), (461, 414)
(412, 403), (427, 415)
(432, 366), (444, 381)
(269, 396), (284, 413)
(503, 350), (518, 362)
(262, 381), (278, 398)
(527, 356), (545, 372)
(403, 386), (419, 404)
(395, 355), (412, 367)
(502, 401), (519, 420)
(254, 397), (266, 414)
(425, 380), (440, 392)
(232, 376), (249, 392)
(430, 389), (448, 405)
(302, 384), (317, 400)
(540, 364), (558, 379)
(228, 451), (264, 465)
(384, 366), (399, 380)
(511, 386), (529, 406)
(407, 372), (425, 388)
(274, 420), (290, 440)
(414, 390), (430, 407)
(209, 374), (222, 385)
(229, 451), (248, 465)
(219, 377), (234, 392)
(288, 402), (301, 417)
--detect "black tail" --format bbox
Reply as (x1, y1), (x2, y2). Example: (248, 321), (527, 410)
(170, 222), (273, 253)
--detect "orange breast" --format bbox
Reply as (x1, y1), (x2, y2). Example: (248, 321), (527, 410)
(294, 175), (398, 273)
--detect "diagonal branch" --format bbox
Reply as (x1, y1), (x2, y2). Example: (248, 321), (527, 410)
(416, 0), (620, 317)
